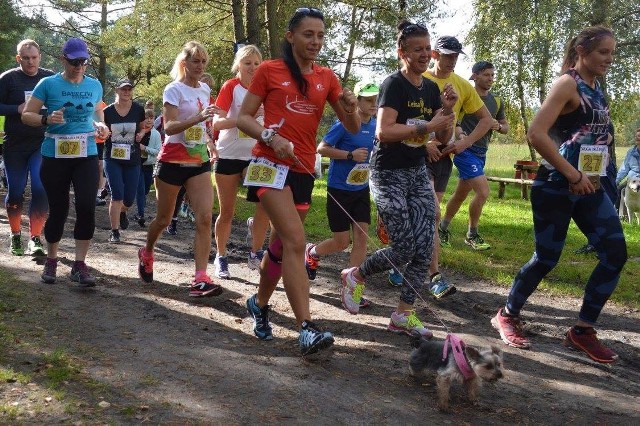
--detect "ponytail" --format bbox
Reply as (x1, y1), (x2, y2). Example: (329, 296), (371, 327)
(561, 26), (614, 74)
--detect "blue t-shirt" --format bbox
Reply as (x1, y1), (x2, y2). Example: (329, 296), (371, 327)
(323, 117), (376, 191)
(31, 73), (103, 158)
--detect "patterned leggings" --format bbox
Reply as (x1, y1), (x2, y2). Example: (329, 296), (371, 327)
(507, 182), (627, 324)
(361, 165), (436, 305)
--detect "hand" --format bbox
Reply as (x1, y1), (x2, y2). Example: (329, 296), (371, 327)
(491, 119), (501, 131)
(426, 139), (442, 162)
(271, 135), (296, 161)
(135, 130), (146, 142)
(350, 147), (369, 162)
(18, 102), (26, 114)
(440, 83), (458, 110)
(428, 109), (455, 133)
(199, 104), (220, 122)
(49, 107), (66, 124)
(442, 138), (470, 155)
(338, 88), (358, 114)
(93, 121), (110, 139)
(569, 172), (595, 195)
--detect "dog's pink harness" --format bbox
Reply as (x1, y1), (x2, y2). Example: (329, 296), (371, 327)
(443, 333), (475, 379)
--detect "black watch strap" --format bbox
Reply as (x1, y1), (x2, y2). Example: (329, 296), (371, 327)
(347, 151), (353, 161)
(41, 114), (48, 125)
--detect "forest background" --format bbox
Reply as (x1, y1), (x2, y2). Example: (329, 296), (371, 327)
(2, 0), (639, 161)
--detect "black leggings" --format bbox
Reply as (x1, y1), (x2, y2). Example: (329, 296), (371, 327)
(40, 156), (99, 243)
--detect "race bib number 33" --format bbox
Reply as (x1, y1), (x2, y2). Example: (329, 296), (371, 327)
(243, 158), (288, 189)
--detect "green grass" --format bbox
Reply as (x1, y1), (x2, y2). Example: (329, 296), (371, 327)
(43, 349), (81, 390)
(232, 143), (639, 307)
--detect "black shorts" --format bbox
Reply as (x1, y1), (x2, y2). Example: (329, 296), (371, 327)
(153, 161), (211, 186)
(213, 158), (250, 175)
(327, 187), (371, 232)
(97, 143), (104, 160)
(246, 169), (315, 207)
(426, 155), (453, 193)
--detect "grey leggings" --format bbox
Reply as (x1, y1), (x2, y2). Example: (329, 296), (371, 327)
(361, 164), (436, 305)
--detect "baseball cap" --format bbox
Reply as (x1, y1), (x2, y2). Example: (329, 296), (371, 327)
(115, 78), (134, 89)
(470, 61), (494, 79)
(62, 38), (89, 60)
(434, 36), (465, 55)
(354, 81), (379, 97)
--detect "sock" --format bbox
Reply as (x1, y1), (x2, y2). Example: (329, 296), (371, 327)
(572, 325), (591, 335)
(468, 227), (478, 237)
(501, 307), (516, 317)
(309, 245), (319, 259)
(430, 272), (440, 281)
(194, 270), (208, 281)
(440, 220), (450, 231)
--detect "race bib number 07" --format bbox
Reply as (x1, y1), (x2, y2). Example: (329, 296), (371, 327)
(54, 134), (88, 158)
(244, 157), (288, 189)
(578, 145), (608, 177)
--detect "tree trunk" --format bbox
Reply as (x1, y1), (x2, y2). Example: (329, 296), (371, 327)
(245, 0), (260, 46)
(341, 5), (359, 84)
(232, 0), (245, 43)
(98, 0), (107, 87)
(265, 0), (279, 58)
(516, 37), (536, 162)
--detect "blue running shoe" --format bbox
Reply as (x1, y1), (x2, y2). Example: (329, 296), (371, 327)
(429, 273), (457, 299)
(388, 268), (403, 287)
(299, 320), (334, 356)
(246, 294), (273, 340)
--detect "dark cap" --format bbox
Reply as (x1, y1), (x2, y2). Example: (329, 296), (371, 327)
(62, 38), (89, 60)
(435, 36), (465, 55)
(115, 78), (134, 89)
(470, 61), (494, 79)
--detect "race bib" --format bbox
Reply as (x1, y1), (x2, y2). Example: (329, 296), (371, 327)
(243, 157), (288, 189)
(185, 123), (206, 147)
(111, 143), (131, 160)
(403, 118), (429, 147)
(24, 91), (33, 103)
(346, 163), (370, 185)
(54, 134), (88, 158)
(578, 145), (608, 177)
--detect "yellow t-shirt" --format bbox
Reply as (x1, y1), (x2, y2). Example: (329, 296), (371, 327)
(423, 71), (484, 123)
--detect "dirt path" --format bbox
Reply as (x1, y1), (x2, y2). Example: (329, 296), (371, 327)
(1, 194), (639, 424)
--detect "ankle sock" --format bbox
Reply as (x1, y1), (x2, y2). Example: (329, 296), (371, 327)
(468, 227), (478, 237)
(195, 270), (208, 281)
(572, 325), (591, 335)
(440, 220), (450, 231)
(501, 307), (516, 317)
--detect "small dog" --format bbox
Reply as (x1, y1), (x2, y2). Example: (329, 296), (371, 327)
(620, 176), (640, 224)
(409, 335), (504, 411)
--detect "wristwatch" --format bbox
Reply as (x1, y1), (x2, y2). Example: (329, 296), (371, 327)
(261, 128), (277, 146)
(346, 151), (353, 161)
(41, 114), (48, 126)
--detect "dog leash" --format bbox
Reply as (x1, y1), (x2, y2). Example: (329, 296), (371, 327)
(442, 333), (475, 379)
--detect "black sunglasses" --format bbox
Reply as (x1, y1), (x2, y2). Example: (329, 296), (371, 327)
(65, 57), (89, 67)
(295, 7), (324, 19)
(400, 23), (428, 37)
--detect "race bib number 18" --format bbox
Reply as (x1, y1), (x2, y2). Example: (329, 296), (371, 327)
(578, 145), (608, 177)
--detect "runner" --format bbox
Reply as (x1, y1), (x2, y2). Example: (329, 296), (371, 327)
(137, 41), (222, 297)
(0, 39), (53, 256)
(491, 26), (627, 364)
(21, 37), (109, 285)
(103, 78), (145, 243)
(133, 108), (162, 227)
(236, 7), (360, 355)
(339, 21), (457, 337)
(304, 80), (378, 309)
(212, 45), (269, 277)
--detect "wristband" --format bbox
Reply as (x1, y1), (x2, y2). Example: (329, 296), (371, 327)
(346, 151), (353, 161)
(41, 114), (48, 126)
(570, 171), (583, 185)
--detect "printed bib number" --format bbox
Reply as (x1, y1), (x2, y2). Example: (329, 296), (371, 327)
(578, 145), (608, 176)
(24, 91), (33, 103)
(54, 134), (88, 158)
(403, 118), (429, 147)
(346, 163), (370, 185)
(243, 157), (288, 189)
(185, 123), (206, 147)
(111, 143), (131, 160)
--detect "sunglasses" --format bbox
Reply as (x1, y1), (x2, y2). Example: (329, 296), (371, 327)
(65, 57), (89, 67)
(294, 7), (324, 19)
(400, 23), (428, 37)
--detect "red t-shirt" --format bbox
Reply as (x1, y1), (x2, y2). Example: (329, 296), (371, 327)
(249, 59), (342, 173)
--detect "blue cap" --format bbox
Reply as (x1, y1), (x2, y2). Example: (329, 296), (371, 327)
(62, 38), (89, 60)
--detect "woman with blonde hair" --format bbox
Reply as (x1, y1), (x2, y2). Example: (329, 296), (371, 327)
(212, 44), (270, 278)
(138, 41), (222, 297)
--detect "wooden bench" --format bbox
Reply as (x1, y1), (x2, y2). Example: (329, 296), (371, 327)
(486, 176), (534, 200)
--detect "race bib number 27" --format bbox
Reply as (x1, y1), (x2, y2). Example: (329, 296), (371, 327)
(578, 145), (608, 177)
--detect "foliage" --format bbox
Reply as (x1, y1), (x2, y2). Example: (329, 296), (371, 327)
(0, 0), (28, 70)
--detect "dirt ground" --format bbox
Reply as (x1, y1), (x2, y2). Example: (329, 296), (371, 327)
(0, 190), (639, 424)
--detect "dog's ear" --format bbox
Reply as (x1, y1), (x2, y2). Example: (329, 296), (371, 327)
(465, 346), (481, 362)
(491, 345), (504, 359)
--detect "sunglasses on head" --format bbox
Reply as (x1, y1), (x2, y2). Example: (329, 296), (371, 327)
(401, 23), (428, 37)
(294, 7), (324, 19)
(65, 57), (88, 67)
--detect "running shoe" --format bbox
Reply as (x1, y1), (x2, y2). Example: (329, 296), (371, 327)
(70, 261), (96, 287)
(245, 216), (254, 245)
(575, 244), (596, 255)
(120, 211), (129, 230)
(429, 273), (457, 299)
(376, 213), (390, 245)
(359, 297), (371, 308)
(98, 187), (109, 199)
(305, 243), (319, 280)
(299, 320), (334, 356)
(247, 250), (264, 270)
(464, 233), (490, 250)
(340, 267), (365, 315)
(189, 274), (223, 297)
(491, 308), (531, 349)
(214, 255), (231, 279)
(27, 236), (46, 257)
(41, 257), (57, 284)
(138, 247), (154, 283)
(178, 202), (189, 219)
(388, 268), (403, 287)
(133, 214), (146, 228)
(166, 219), (177, 235)
(388, 310), (433, 338)
(95, 197), (106, 206)
(564, 327), (618, 363)
(246, 294), (273, 340)
(438, 225), (451, 248)
(10, 234), (23, 256)
(108, 229), (121, 243)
